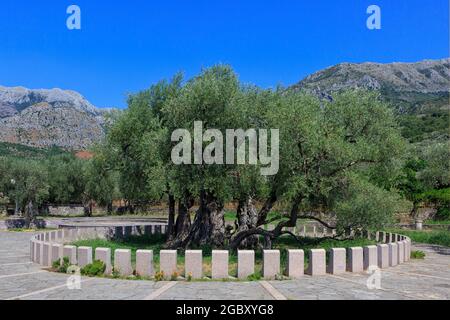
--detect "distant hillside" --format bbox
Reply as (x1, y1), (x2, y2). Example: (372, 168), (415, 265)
(0, 86), (111, 150)
(0, 142), (68, 159)
(291, 58), (450, 142)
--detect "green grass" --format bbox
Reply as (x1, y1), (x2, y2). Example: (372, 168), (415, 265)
(410, 250), (426, 259)
(71, 234), (375, 279)
(387, 229), (450, 247)
(424, 220), (450, 225)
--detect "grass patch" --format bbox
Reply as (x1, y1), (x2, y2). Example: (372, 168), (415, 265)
(410, 250), (426, 259)
(72, 234), (375, 279)
(424, 220), (450, 225)
(387, 229), (450, 247)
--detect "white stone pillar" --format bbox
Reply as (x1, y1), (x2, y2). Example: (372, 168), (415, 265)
(114, 249), (132, 276)
(63, 245), (77, 265)
(136, 250), (154, 277)
(363, 245), (378, 270)
(287, 249), (304, 278)
(307, 249), (326, 276)
(389, 243), (398, 266)
(159, 250), (177, 278)
(95, 247), (112, 274)
(185, 250), (202, 279)
(328, 248), (346, 275)
(211, 250), (228, 279)
(347, 247), (363, 272)
(237, 250), (255, 279)
(78, 246), (93, 268)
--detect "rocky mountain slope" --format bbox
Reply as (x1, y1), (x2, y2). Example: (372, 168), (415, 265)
(291, 58), (449, 113)
(0, 86), (109, 150)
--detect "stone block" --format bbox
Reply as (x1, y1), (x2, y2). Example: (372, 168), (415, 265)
(35, 242), (42, 264)
(114, 249), (133, 276)
(287, 249), (304, 278)
(77, 246), (93, 268)
(136, 250), (154, 277)
(63, 245), (77, 265)
(51, 244), (63, 265)
(159, 250), (177, 278)
(397, 241), (405, 264)
(42, 242), (51, 267)
(377, 244), (389, 268)
(389, 243), (398, 266)
(95, 247), (112, 274)
(237, 250), (255, 279)
(306, 249), (326, 276)
(347, 247), (364, 273)
(211, 250), (229, 279)
(363, 245), (378, 270)
(263, 250), (280, 279)
(328, 248), (346, 274)
(184, 250), (202, 279)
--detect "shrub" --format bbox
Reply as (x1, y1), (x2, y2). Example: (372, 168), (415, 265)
(186, 272), (193, 282)
(411, 250), (426, 259)
(434, 207), (450, 221)
(170, 271), (179, 281)
(53, 257), (71, 273)
(81, 260), (106, 276)
(154, 271), (165, 281)
(246, 273), (262, 281)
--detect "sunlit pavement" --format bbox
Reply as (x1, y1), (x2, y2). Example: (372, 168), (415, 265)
(0, 231), (449, 300)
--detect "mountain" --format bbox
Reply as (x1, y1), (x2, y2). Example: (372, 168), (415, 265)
(0, 86), (110, 150)
(291, 58), (450, 113)
(291, 58), (449, 143)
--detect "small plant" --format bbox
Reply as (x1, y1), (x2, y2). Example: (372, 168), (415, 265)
(246, 273), (262, 281)
(154, 271), (165, 281)
(112, 267), (120, 278)
(80, 260), (106, 276)
(170, 271), (179, 281)
(411, 250), (426, 259)
(52, 257), (70, 273)
(52, 259), (61, 269)
(186, 272), (193, 282)
(274, 273), (285, 281)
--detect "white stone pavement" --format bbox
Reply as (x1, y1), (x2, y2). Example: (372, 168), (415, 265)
(0, 231), (449, 300)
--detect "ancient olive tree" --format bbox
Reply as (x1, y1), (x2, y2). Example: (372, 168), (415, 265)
(103, 65), (407, 249)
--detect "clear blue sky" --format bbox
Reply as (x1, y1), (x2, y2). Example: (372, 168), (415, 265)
(0, 0), (448, 108)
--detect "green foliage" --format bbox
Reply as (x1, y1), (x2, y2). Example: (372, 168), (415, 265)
(389, 229), (450, 247)
(410, 250), (426, 259)
(46, 154), (86, 204)
(154, 271), (165, 281)
(0, 157), (50, 212)
(246, 272), (262, 281)
(0, 142), (67, 159)
(434, 207), (450, 221)
(80, 260), (106, 276)
(53, 257), (71, 273)
(334, 176), (400, 233)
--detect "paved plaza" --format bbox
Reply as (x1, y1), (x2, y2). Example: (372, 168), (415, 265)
(0, 231), (449, 300)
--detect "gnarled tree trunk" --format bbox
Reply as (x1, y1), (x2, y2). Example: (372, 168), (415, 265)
(231, 196), (259, 249)
(165, 191), (225, 249)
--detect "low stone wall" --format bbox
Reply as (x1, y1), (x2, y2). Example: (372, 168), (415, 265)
(30, 229), (412, 280)
(48, 206), (85, 217)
